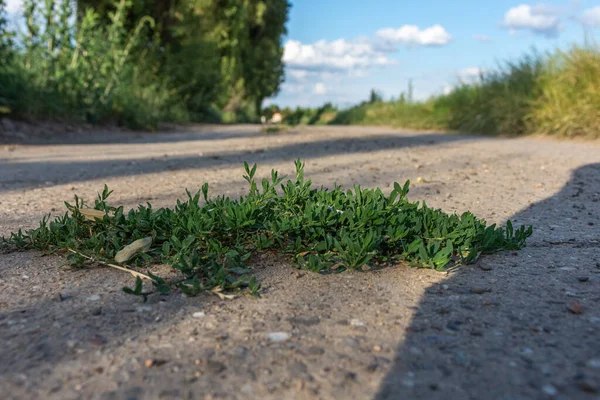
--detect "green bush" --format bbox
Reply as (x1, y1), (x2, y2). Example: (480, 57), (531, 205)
(4, 160), (533, 299)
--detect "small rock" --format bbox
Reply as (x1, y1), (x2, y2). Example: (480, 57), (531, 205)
(586, 359), (600, 369)
(542, 384), (558, 396)
(307, 346), (325, 355)
(230, 346), (249, 359)
(350, 319), (365, 327)
(373, 345), (382, 352)
(91, 307), (102, 316)
(288, 361), (308, 376)
(192, 311), (206, 318)
(86, 295), (101, 302)
(288, 316), (320, 326)
(479, 264), (492, 271)
(567, 301), (584, 314)
(205, 360), (226, 374)
(145, 359), (168, 368)
(136, 306), (152, 312)
(267, 332), (290, 342)
(577, 380), (598, 393)
(471, 287), (491, 294)
(446, 320), (463, 331)
(89, 337), (107, 346)
(53, 293), (65, 302)
(453, 351), (470, 367)
(344, 371), (357, 382)
(578, 277), (590, 282)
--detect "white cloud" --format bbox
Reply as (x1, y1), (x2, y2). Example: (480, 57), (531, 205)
(376, 24), (452, 46)
(502, 4), (562, 37)
(313, 83), (327, 95)
(473, 34), (490, 42)
(580, 6), (600, 27)
(283, 38), (391, 72)
(459, 67), (485, 78)
(5, 0), (22, 13)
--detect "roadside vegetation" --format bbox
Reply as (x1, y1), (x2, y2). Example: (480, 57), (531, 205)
(0, 0), (289, 129)
(273, 44), (600, 139)
(3, 161), (533, 299)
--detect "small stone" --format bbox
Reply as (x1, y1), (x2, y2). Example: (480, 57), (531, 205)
(89, 337), (107, 346)
(586, 359), (600, 369)
(577, 380), (598, 393)
(471, 287), (491, 294)
(567, 301), (584, 314)
(578, 277), (589, 282)
(288, 361), (308, 376)
(307, 346), (325, 355)
(192, 311), (206, 318)
(479, 264), (492, 271)
(136, 306), (152, 312)
(205, 360), (226, 374)
(542, 385), (558, 396)
(54, 293), (65, 302)
(267, 332), (290, 342)
(344, 372), (357, 382)
(91, 307), (102, 316)
(350, 319), (365, 327)
(373, 345), (382, 352)
(145, 359), (168, 368)
(446, 320), (463, 331)
(86, 295), (101, 302)
(230, 346), (249, 359)
(288, 316), (320, 326)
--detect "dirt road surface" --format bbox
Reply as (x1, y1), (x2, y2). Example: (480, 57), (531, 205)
(1, 125), (599, 400)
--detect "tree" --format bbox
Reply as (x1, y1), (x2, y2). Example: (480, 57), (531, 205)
(369, 88), (383, 103)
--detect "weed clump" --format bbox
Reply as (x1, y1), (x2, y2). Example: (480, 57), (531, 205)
(5, 160), (532, 298)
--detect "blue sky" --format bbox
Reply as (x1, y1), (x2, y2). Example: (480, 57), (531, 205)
(270, 0), (600, 108)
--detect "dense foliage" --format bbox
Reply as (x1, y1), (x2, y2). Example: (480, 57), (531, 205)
(0, 0), (290, 127)
(274, 44), (600, 139)
(6, 160), (533, 298)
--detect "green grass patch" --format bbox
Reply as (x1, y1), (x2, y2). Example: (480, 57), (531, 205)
(4, 160), (533, 300)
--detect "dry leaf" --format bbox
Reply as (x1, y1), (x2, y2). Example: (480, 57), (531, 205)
(209, 286), (236, 300)
(114, 237), (152, 263)
(80, 209), (108, 221)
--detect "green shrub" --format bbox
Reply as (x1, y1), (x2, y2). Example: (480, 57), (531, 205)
(4, 160), (533, 299)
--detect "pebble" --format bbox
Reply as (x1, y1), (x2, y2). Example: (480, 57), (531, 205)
(288, 361), (308, 376)
(578, 277), (590, 282)
(267, 332), (290, 342)
(136, 306), (152, 312)
(205, 360), (227, 374)
(587, 359), (600, 369)
(479, 264), (492, 271)
(307, 346), (325, 355)
(350, 319), (365, 327)
(86, 295), (101, 302)
(542, 385), (558, 396)
(471, 287), (491, 294)
(91, 307), (102, 316)
(192, 311), (206, 318)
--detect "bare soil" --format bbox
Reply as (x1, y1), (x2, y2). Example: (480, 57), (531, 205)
(1, 124), (599, 400)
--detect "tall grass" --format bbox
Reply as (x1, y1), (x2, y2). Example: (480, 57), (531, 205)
(530, 44), (600, 138)
(285, 43), (600, 139)
(0, 0), (185, 129)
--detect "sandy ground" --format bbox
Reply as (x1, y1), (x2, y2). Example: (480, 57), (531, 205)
(1, 124), (599, 400)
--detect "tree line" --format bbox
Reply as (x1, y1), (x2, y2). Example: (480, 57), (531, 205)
(0, 0), (290, 128)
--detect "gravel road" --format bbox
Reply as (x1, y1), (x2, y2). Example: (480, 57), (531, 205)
(1, 124), (599, 400)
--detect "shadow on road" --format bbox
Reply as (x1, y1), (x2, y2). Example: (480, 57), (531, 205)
(0, 128), (482, 192)
(375, 163), (600, 400)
